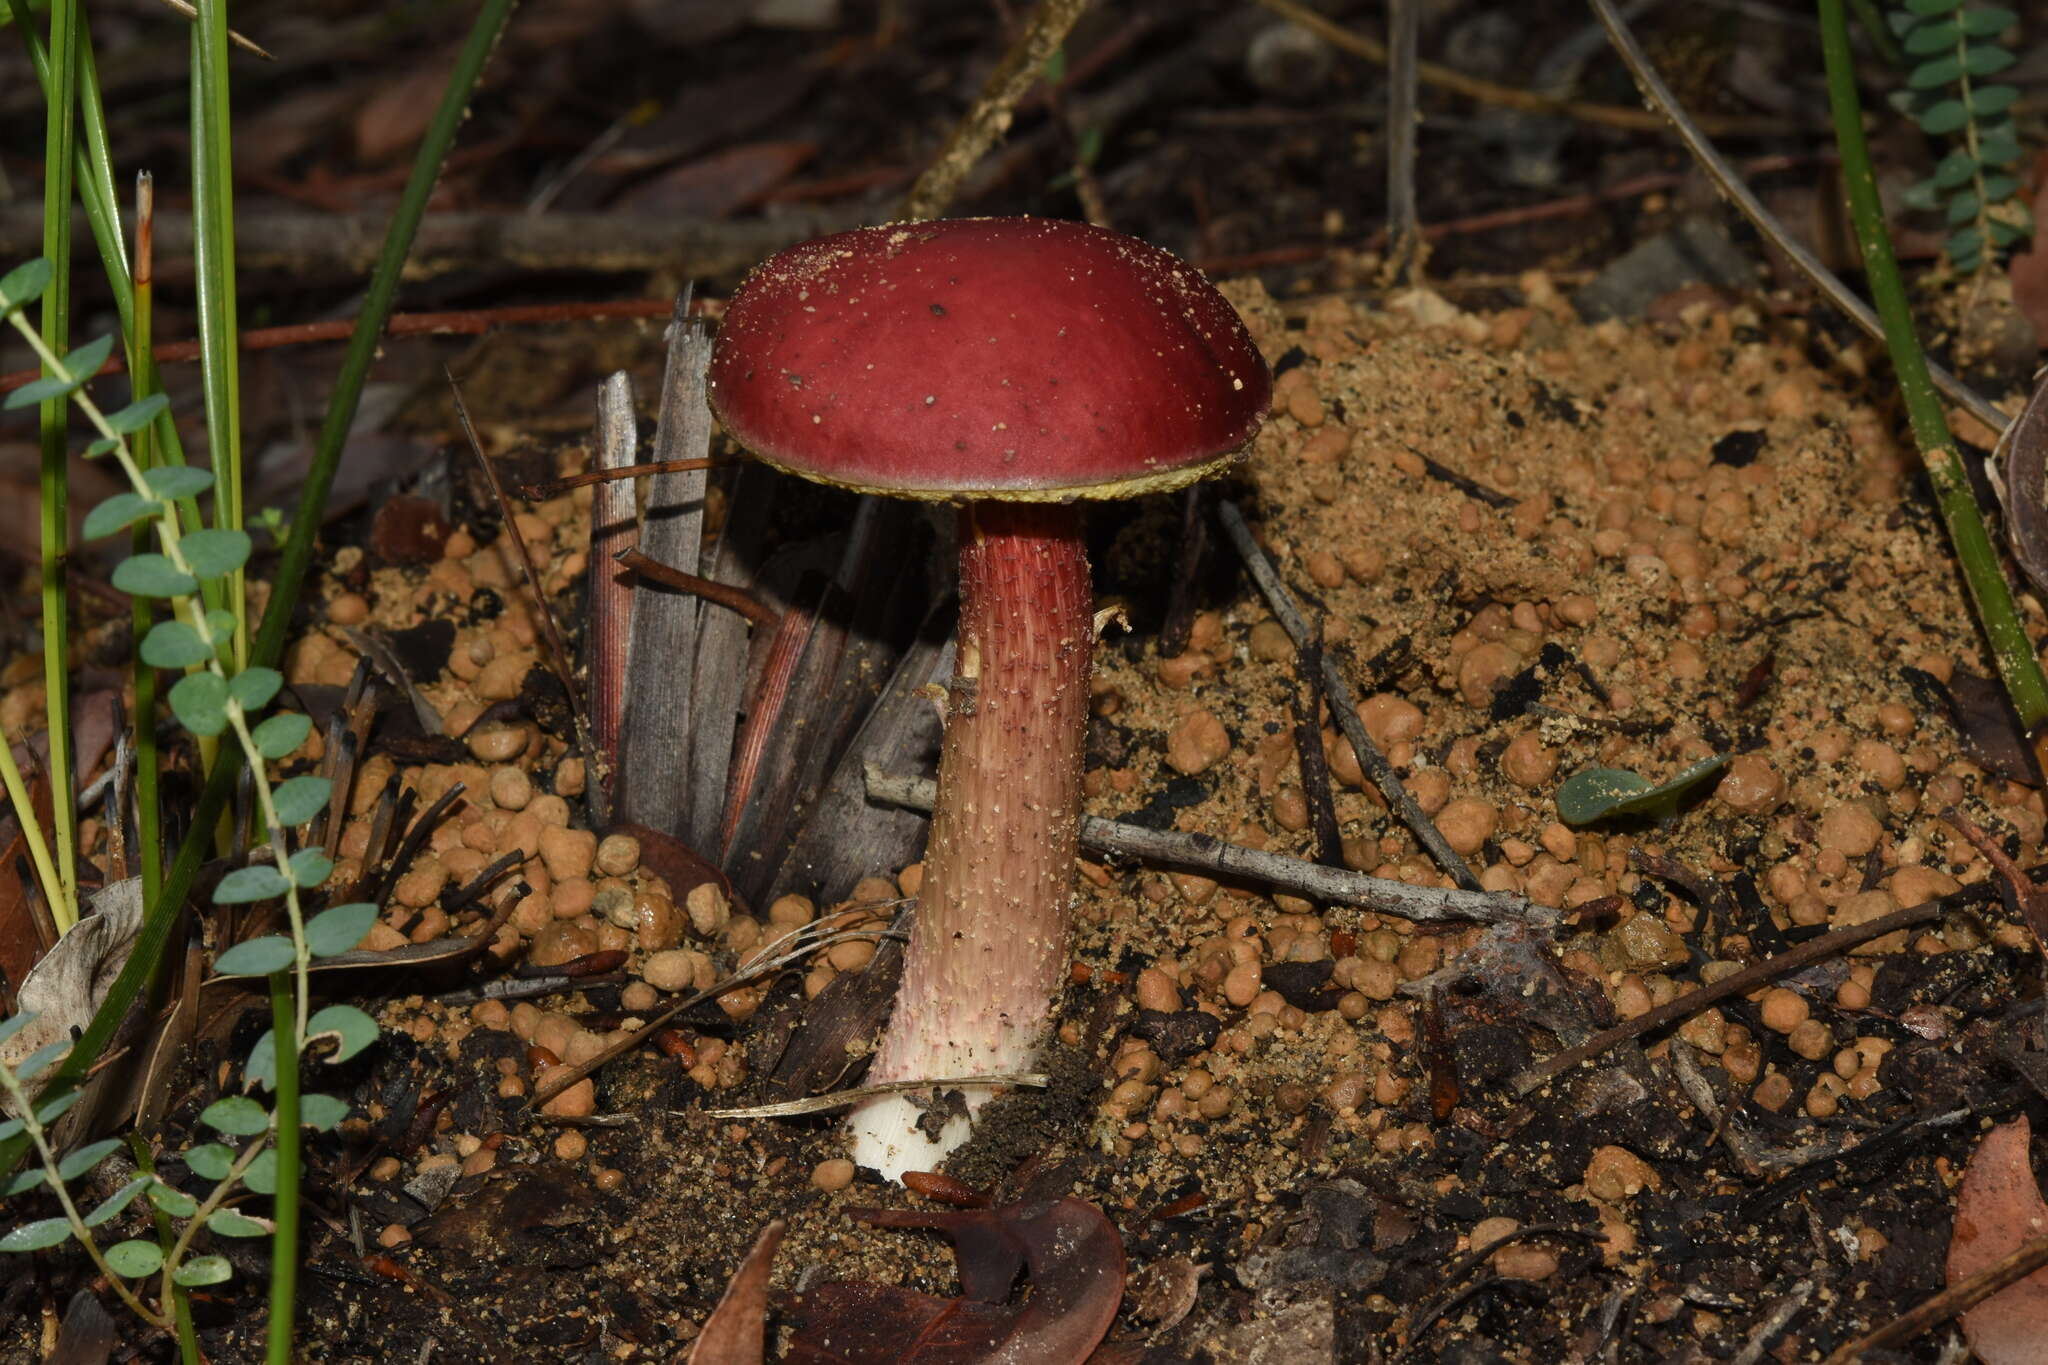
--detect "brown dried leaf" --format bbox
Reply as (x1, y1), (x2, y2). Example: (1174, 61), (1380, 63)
(612, 141), (816, 220)
(785, 1197), (1125, 1365)
(354, 50), (461, 165)
(1948, 1115), (2048, 1364)
(691, 1220), (786, 1365)
(2009, 152), (2048, 349)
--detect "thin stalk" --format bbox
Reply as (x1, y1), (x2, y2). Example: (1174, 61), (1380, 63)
(0, 0), (520, 1186)
(133, 173), (162, 909)
(189, 4), (245, 667)
(1845, 0), (1905, 69)
(38, 0), (78, 930)
(1818, 0), (2048, 731)
(263, 975), (299, 1361)
(7, 0), (212, 540)
(128, 1136), (200, 1364)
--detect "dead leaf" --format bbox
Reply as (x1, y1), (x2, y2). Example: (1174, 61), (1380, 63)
(785, 1196), (1125, 1365)
(1948, 1115), (2048, 1364)
(354, 49), (462, 166)
(690, 1220), (787, 1365)
(612, 142), (816, 220)
(0, 879), (143, 1114)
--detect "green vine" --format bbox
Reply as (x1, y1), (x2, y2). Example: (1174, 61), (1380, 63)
(1890, 0), (2032, 272)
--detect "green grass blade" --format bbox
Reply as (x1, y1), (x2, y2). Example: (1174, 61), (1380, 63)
(38, 0), (79, 930)
(189, 6), (245, 668)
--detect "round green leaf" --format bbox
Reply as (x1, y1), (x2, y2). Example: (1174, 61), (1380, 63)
(33, 1088), (83, 1127)
(57, 1138), (124, 1182)
(206, 1209), (272, 1238)
(241, 1151), (277, 1196)
(3, 1168), (44, 1195)
(84, 435), (120, 458)
(147, 1181), (199, 1217)
(244, 1030), (278, 1092)
(84, 1175), (153, 1227)
(300, 1093), (351, 1131)
(61, 335), (116, 384)
(83, 492), (160, 541)
(180, 528), (252, 580)
(170, 672), (230, 737)
(200, 1095), (271, 1137)
(1903, 18), (1959, 52)
(305, 903), (376, 958)
(113, 554), (198, 599)
(17, 1039), (70, 1083)
(173, 1254), (233, 1287)
(229, 667), (283, 712)
(1947, 190), (1984, 225)
(1916, 98), (1969, 134)
(141, 621), (209, 669)
(0, 1217), (74, 1252)
(0, 259), (53, 314)
(1962, 44), (2015, 78)
(289, 849), (334, 888)
(214, 935), (296, 977)
(1558, 755), (1730, 827)
(213, 864), (290, 904)
(105, 1239), (165, 1278)
(252, 712), (311, 760)
(1972, 85), (2019, 118)
(1961, 5), (2016, 33)
(1903, 0), (1960, 14)
(181, 1143), (234, 1182)
(144, 465), (213, 500)
(0, 1118), (20, 1143)
(271, 775), (332, 828)
(0, 1011), (33, 1046)
(104, 393), (170, 435)
(308, 1004), (380, 1064)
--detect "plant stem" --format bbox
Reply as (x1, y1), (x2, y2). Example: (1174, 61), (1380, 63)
(190, 3), (244, 668)
(1817, 0), (2048, 733)
(264, 975), (299, 1363)
(128, 1136), (199, 1364)
(0, 0), (519, 1187)
(1844, 0), (1904, 69)
(37, 0), (78, 931)
(132, 172), (161, 909)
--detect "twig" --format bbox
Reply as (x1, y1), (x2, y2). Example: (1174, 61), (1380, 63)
(445, 369), (600, 808)
(1823, 1234), (2048, 1364)
(518, 457), (718, 499)
(1729, 1281), (1813, 1365)
(1216, 500), (1482, 891)
(586, 371), (639, 823)
(529, 918), (882, 1108)
(616, 550), (778, 629)
(703, 1073), (1050, 1119)
(1585, 0), (2006, 438)
(899, 0), (1092, 221)
(0, 299), (679, 395)
(1384, 0), (1422, 283)
(1511, 897), (1951, 1094)
(864, 768), (1540, 926)
(1251, 0), (1806, 137)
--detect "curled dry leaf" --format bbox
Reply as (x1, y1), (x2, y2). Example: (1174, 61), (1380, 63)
(785, 1196), (1125, 1365)
(1948, 1115), (2048, 1365)
(0, 878), (142, 1114)
(691, 1220), (787, 1365)
(1996, 366), (2048, 598)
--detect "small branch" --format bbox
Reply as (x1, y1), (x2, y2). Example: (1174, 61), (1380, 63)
(1823, 1234), (2048, 1364)
(1384, 0), (1423, 283)
(518, 456), (719, 500)
(1586, 0), (2007, 439)
(586, 371), (639, 824)
(1511, 897), (1949, 1094)
(616, 550), (778, 629)
(1216, 500), (1482, 891)
(865, 768), (1541, 926)
(1251, 0), (1806, 138)
(898, 0), (1092, 221)
(445, 371), (599, 780)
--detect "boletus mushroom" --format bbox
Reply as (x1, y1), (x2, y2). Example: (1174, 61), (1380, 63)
(707, 217), (1271, 1178)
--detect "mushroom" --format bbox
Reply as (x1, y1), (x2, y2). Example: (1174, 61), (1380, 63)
(707, 217), (1271, 1178)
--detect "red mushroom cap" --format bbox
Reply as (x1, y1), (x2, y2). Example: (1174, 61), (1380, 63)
(707, 217), (1272, 501)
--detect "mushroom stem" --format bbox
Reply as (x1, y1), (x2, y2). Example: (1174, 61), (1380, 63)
(848, 500), (1092, 1179)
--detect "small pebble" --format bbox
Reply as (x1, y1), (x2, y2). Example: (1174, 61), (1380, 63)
(1166, 709), (1232, 775)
